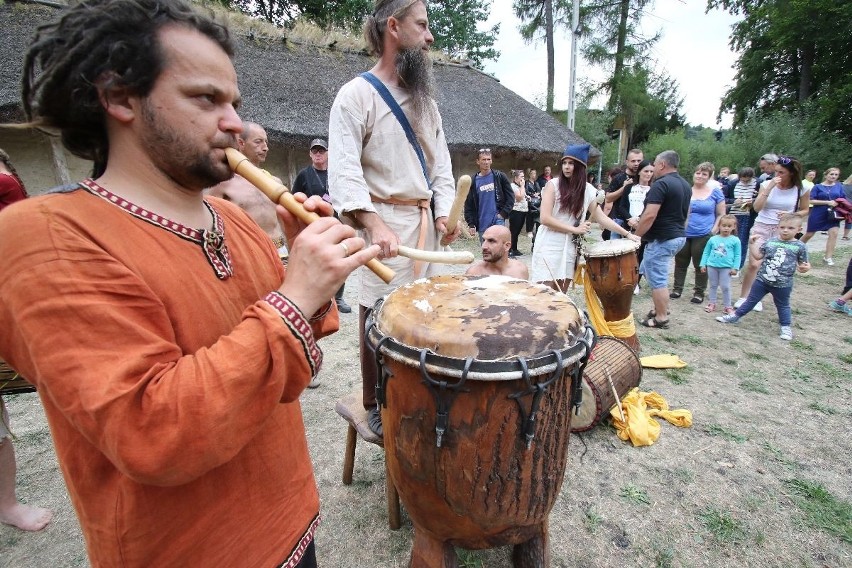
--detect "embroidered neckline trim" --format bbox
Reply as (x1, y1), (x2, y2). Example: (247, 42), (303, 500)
(79, 179), (233, 280)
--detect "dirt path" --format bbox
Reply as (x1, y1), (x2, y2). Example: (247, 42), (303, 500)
(2, 232), (850, 567)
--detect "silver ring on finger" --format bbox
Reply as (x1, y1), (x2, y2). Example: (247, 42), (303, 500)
(340, 242), (350, 257)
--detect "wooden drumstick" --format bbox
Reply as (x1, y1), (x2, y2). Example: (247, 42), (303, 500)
(225, 148), (396, 284)
(398, 246), (474, 264)
(440, 175), (472, 246)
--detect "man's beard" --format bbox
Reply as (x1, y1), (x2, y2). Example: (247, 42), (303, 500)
(396, 47), (436, 124)
(484, 248), (504, 263)
(141, 100), (234, 190)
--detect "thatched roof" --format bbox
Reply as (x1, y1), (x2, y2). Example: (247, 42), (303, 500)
(0, 1), (594, 161)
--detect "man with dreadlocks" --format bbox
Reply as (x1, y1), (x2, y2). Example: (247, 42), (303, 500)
(0, 0), (379, 565)
(328, 0), (459, 438)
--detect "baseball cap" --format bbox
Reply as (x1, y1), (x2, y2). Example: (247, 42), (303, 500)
(310, 138), (328, 150)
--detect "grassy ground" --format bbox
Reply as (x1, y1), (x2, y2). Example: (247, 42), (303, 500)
(2, 231), (851, 568)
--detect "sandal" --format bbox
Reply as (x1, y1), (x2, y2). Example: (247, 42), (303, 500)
(704, 303), (716, 313)
(691, 295), (704, 304)
(645, 308), (672, 320)
(669, 291), (682, 299)
(639, 316), (669, 329)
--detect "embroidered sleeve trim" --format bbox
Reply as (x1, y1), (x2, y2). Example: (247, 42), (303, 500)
(275, 514), (321, 568)
(264, 292), (323, 377)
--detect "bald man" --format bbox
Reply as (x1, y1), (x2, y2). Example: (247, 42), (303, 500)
(206, 121), (287, 255)
(466, 225), (529, 279)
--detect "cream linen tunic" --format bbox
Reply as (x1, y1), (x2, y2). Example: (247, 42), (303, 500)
(328, 76), (456, 307)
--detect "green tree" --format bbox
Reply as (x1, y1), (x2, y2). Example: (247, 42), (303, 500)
(427, 0), (500, 68)
(513, 0), (562, 112)
(707, 0), (852, 140)
(226, 0), (499, 68)
(297, 0), (372, 30)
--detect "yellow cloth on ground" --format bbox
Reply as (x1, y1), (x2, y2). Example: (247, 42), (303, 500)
(640, 354), (687, 369)
(610, 387), (693, 446)
(574, 263), (636, 338)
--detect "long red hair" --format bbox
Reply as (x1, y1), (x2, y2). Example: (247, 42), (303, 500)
(557, 158), (587, 218)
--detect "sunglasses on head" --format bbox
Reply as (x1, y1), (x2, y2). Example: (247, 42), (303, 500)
(777, 156), (793, 165)
(478, 148), (491, 154)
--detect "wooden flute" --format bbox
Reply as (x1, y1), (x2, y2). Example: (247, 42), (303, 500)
(225, 148), (396, 284)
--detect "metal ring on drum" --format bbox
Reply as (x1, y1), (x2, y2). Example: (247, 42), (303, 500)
(365, 275), (595, 567)
(583, 239), (641, 351)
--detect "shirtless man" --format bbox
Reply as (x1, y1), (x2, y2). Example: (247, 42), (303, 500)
(238, 121), (268, 167)
(466, 225), (529, 279)
(207, 121), (286, 254)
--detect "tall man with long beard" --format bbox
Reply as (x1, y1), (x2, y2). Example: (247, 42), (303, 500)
(328, 0), (460, 437)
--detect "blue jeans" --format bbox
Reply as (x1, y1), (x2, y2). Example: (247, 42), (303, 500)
(610, 218), (626, 240)
(640, 237), (686, 290)
(735, 278), (792, 326)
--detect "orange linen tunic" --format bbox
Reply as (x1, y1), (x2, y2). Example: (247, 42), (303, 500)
(0, 184), (337, 567)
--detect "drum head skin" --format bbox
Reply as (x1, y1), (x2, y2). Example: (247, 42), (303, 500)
(584, 239), (640, 258)
(376, 275), (584, 360)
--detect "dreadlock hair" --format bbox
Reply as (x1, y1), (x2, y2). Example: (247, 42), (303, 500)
(557, 158), (588, 218)
(363, 0), (423, 56)
(21, 0), (233, 178)
(0, 149), (28, 198)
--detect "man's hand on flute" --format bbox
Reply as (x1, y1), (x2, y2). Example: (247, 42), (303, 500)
(277, 193), (379, 315)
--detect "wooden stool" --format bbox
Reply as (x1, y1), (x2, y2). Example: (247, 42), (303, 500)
(334, 391), (401, 530)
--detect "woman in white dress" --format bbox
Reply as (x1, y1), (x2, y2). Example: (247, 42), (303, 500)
(530, 144), (640, 291)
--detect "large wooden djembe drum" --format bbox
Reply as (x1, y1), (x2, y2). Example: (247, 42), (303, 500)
(583, 239), (641, 351)
(366, 275), (595, 567)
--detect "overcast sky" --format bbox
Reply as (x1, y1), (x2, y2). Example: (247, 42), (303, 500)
(480, 0), (740, 128)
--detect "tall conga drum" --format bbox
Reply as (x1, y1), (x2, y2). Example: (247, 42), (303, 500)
(583, 240), (640, 351)
(366, 275), (595, 568)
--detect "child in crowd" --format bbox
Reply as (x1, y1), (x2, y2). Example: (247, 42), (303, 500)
(700, 214), (741, 313)
(729, 167), (758, 268)
(717, 213), (810, 340)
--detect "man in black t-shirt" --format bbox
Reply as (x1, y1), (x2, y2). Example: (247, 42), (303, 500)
(292, 138), (352, 324)
(634, 150), (691, 328)
(603, 148), (644, 240)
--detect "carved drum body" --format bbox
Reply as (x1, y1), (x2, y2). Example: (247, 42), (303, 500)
(366, 275), (594, 567)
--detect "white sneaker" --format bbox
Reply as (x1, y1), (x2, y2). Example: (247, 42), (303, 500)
(734, 298), (745, 308)
(716, 313), (740, 324)
(824, 257), (835, 266)
(754, 301), (763, 312)
(779, 326), (793, 341)
(634, 284), (641, 295)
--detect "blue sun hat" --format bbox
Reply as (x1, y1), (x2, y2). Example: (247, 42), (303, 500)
(561, 143), (590, 167)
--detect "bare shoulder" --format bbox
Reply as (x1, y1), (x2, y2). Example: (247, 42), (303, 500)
(464, 261), (488, 276)
(507, 260), (530, 280)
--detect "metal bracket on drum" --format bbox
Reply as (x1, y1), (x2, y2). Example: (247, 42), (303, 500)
(509, 351), (564, 450)
(370, 324), (395, 408)
(419, 350), (472, 448)
(571, 327), (596, 415)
